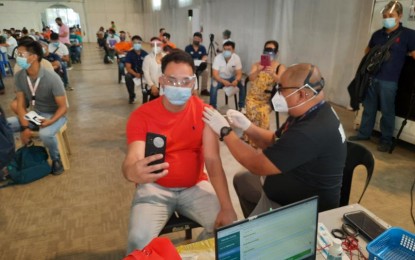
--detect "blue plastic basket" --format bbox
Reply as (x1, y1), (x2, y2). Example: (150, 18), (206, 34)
(366, 227), (415, 260)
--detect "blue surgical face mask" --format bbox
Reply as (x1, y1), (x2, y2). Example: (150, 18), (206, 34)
(223, 50), (232, 59)
(383, 18), (396, 29)
(16, 56), (31, 70)
(163, 85), (192, 105)
(52, 42), (59, 48)
(263, 51), (276, 60)
(133, 43), (142, 51)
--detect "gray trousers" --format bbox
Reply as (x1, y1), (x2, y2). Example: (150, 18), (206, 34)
(233, 171), (281, 218)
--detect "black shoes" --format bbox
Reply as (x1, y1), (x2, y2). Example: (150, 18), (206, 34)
(52, 158), (64, 175)
(348, 135), (370, 141)
(201, 89), (210, 96)
(377, 142), (392, 153)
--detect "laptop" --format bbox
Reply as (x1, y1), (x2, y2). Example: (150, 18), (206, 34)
(215, 196), (318, 260)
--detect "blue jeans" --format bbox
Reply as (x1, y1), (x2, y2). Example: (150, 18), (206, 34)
(358, 78), (398, 144)
(7, 112), (67, 160)
(209, 76), (246, 109)
(126, 180), (220, 253)
(60, 62), (69, 86)
(118, 57), (126, 77)
(70, 46), (81, 62)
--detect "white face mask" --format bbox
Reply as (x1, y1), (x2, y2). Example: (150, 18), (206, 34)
(271, 85), (319, 112)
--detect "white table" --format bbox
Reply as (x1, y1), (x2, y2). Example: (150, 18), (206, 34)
(317, 203), (390, 259)
(178, 204), (390, 260)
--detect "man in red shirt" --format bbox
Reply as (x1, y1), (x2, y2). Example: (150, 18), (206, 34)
(122, 50), (237, 253)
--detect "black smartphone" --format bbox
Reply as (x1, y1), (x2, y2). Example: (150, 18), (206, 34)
(343, 210), (387, 241)
(144, 132), (167, 174)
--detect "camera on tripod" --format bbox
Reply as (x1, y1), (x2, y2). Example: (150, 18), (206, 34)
(209, 33), (214, 42)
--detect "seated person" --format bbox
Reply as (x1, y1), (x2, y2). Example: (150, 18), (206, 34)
(203, 63), (347, 216)
(106, 28), (120, 62)
(142, 37), (164, 102)
(244, 40), (286, 147)
(114, 31), (133, 83)
(161, 32), (176, 49)
(7, 40), (68, 175)
(124, 35), (147, 104)
(48, 33), (71, 90)
(0, 35), (8, 60)
(122, 50), (237, 253)
(0, 72), (4, 95)
(0, 30), (17, 59)
(185, 32), (209, 96)
(209, 41), (246, 112)
(69, 27), (82, 63)
(41, 42), (66, 83)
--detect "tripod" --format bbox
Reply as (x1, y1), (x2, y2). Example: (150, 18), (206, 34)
(207, 36), (216, 79)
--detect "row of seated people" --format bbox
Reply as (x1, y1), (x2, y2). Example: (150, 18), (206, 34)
(112, 32), (248, 110)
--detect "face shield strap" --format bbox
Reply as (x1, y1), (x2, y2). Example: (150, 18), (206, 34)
(303, 64), (325, 95)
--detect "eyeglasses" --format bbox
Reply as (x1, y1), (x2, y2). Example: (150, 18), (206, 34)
(275, 85), (300, 94)
(15, 51), (31, 58)
(160, 74), (196, 88)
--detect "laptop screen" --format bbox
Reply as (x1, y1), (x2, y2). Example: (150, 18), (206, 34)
(215, 196), (318, 260)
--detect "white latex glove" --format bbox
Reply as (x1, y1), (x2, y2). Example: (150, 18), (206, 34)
(202, 107), (230, 135)
(226, 109), (251, 131)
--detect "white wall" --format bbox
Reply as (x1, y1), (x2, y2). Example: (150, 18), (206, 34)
(0, 0), (377, 107)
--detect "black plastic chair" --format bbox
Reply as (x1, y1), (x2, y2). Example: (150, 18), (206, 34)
(159, 212), (201, 239)
(195, 61), (207, 93)
(339, 141), (375, 206)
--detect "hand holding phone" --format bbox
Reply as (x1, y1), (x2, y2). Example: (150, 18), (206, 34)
(260, 54), (271, 67)
(145, 132), (167, 174)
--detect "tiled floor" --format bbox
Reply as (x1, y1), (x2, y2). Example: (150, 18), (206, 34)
(0, 43), (414, 260)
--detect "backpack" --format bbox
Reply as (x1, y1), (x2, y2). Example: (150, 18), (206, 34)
(1, 145), (51, 188)
(0, 106), (15, 170)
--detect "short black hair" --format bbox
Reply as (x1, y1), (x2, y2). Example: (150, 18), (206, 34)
(163, 45), (174, 53)
(150, 36), (160, 42)
(193, 32), (202, 39)
(50, 32), (59, 40)
(263, 40), (279, 53)
(163, 32), (171, 39)
(223, 41), (235, 49)
(131, 35), (142, 41)
(159, 28), (165, 33)
(161, 49), (195, 74)
(18, 38), (43, 62)
(108, 28), (115, 34)
(119, 30), (125, 34)
(22, 28), (28, 34)
(55, 17), (62, 22)
(18, 36), (35, 45)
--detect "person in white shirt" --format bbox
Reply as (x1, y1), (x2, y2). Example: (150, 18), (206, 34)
(106, 28), (120, 62)
(209, 41), (246, 112)
(142, 37), (164, 101)
(0, 30), (17, 59)
(48, 33), (71, 88)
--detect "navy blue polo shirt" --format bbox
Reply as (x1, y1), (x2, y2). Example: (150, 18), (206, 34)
(125, 49), (148, 73)
(369, 23), (415, 82)
(184, 44), (207, 60)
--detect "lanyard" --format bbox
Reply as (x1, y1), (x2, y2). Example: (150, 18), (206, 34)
(26, 76), (40, 106)
(276, 101), (326, 137)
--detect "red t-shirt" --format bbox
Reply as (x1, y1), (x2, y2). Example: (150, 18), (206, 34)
(126, 96), (209, 188)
